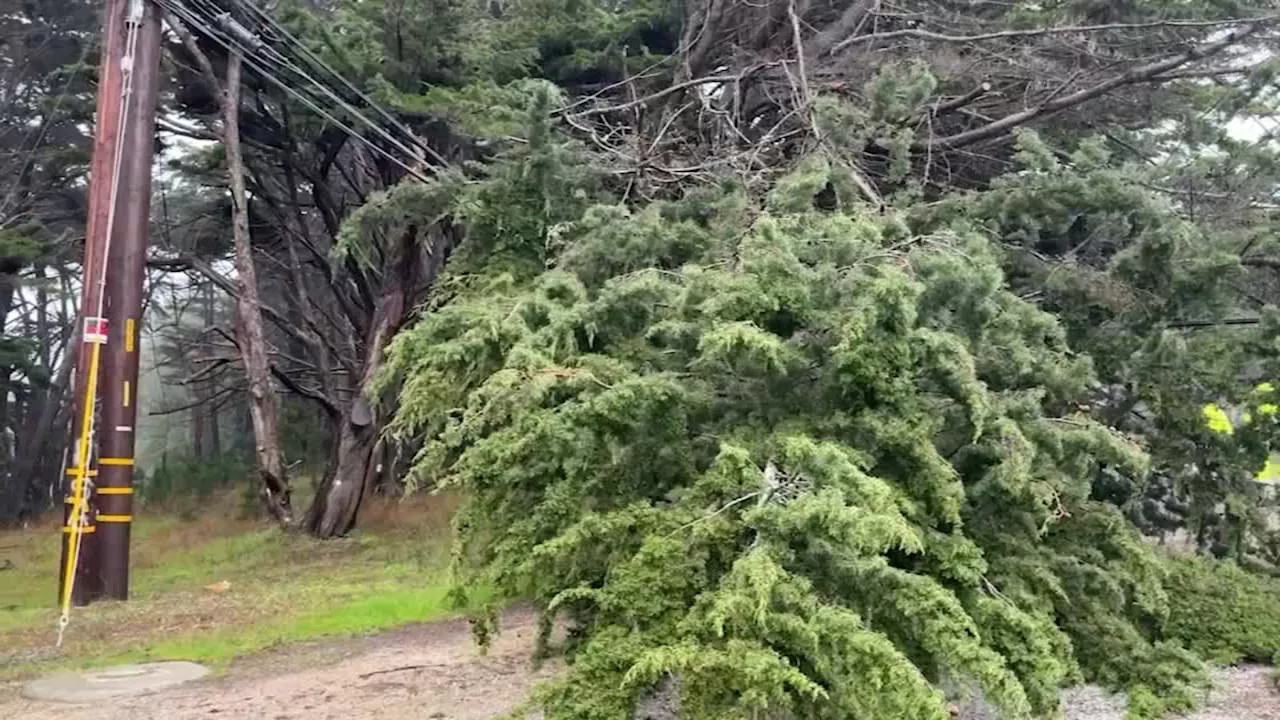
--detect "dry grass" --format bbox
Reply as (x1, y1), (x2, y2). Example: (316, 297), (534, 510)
(0, 491), (467, 679)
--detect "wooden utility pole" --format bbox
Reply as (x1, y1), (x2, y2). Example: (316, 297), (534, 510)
(95, 0), (164, 602)
(59, 0), (128, 608)
(59, 0), (163, 606)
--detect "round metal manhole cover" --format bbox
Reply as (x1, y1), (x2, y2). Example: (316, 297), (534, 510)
(22, 661), (210, 703)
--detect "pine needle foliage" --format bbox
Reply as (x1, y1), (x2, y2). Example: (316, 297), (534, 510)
(379, 124), (1221, 718)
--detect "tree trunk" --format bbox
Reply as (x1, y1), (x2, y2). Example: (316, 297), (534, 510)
(224, 51), (292, 524)
(0, 270), (20, 524)
(191, 285), (216, 458)
(305, 222), (457, 537)
(205, 282), (221, 456)
(191, 382), (205, 458)
(307, 417), (379, 537)
(305, 299), (402, 536)
(7, 334), (75, 523)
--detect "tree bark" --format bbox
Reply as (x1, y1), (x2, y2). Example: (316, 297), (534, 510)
(305, 267), (408, 536)
(205, 285), (221, 457)
(305, 222), (457, 537)
(224, 51), (292, 524)
(0, 269), (20, 523)
(8, 332), (75, 522)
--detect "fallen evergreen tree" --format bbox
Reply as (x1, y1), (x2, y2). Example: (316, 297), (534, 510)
(376, 116), (1237, 718)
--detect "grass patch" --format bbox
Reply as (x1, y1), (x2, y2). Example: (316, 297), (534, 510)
(0, 491), (466, 677)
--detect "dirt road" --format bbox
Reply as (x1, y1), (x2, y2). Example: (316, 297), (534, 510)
(1, 609), (555, 720)
(2, 608), (1276, 719)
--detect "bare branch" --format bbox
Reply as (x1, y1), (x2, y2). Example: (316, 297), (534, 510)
(564, 64), (782, 119)
(833, 15), (1275, 54)
(159, 9), (221, 94)
(923, 23), (1265, 150)
(157, 117), (220, 142)
(150, 385), (239, 417)
(1242, 256), (1280, 270)
(1168, 317), (1262, 330)
(270, 364), (341, 418)
(146, 253), (319, 366)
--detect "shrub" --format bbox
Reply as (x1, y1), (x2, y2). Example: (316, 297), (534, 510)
(1162, 556), (1280, 664)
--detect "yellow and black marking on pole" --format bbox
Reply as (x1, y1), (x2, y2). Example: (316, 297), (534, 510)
(98, 457), (134, 466)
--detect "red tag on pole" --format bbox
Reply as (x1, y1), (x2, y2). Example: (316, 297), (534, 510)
(84, 317), (109, 344)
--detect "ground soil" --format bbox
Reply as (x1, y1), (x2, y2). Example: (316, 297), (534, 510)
(1, 608), (1276, 719)
(0, 608), (556, 720)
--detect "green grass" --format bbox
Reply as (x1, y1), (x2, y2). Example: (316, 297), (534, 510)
(102, 584), (484, 668)
(0, 492), (472, 677)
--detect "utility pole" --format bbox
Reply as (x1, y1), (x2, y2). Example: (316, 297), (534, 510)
(94, 0), (164, 602)
(59, 0), (163, 607)
(59, 0), (129, 608)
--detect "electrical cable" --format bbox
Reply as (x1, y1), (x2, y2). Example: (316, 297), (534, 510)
(157, 0), (432, 182)
(227, 0), (448, 167)
(160, 0), (431, 180)
(173, 0), (444, 171)
(168, 0), (432, 170)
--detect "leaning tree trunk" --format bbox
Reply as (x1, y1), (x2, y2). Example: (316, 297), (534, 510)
(305, 290), (402, 537)
(224, 51), (292, 524)
(306, 222), (457, 537)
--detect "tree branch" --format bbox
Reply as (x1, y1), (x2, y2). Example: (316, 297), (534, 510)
(1168, 317), (1262, 329)
(922, 23), (1265, 150)
(150, 385), (239, 417)
(806, 0), (877, 59)
(146, 254), (319, 366)
(270, 363), (341, 418)
(1242, 256), (1280, 270)
(563, 65), (782, 119)
(833, 15), (1274, 54)
(159, 9), (222, 93)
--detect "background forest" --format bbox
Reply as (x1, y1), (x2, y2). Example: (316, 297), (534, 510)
(6, 0), (1280, 717)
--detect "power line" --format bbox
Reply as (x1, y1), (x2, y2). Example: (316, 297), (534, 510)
(156, 0), (432, 182)
(227, 0), (448, 168)
(164, 0), (442, 174)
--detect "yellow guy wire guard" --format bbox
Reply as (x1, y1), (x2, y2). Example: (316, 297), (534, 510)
(57, 338), (104, 647)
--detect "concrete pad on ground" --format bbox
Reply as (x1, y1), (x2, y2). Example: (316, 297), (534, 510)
(21, 661), (210, 703)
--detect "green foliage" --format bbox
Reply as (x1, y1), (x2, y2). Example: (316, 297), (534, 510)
(1162, 556), (1280, 665)
(332, 173), (464, 272)
(913, 128), (1280, 563)
(380, 79), (567, 138)
(137, 452), (251, 506)
(385, 153), (1221, 718)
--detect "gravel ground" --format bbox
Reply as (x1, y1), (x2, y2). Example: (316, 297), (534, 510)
(1062, 665), (1279, 720)
(1, 610), (1275, 719)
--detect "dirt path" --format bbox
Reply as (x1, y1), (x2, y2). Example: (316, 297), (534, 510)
(2, 608), (1276, 719)
(0, 609), (555, 720)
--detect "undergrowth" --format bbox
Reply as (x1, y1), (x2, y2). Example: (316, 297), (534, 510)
(1162, 555), (1280, 665)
